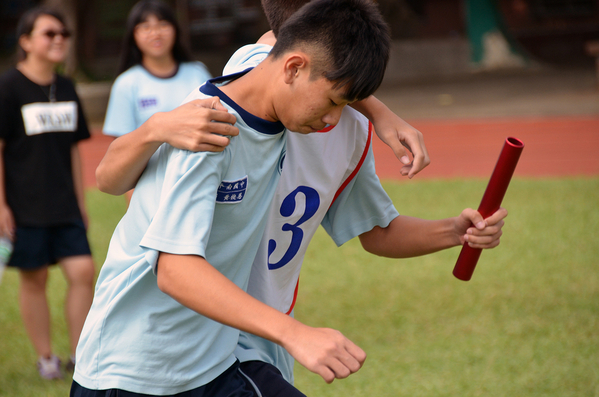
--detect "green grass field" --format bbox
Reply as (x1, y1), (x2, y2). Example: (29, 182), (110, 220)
(0, 177), (597, 396)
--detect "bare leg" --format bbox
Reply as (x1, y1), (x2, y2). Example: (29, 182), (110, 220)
(59, 255), (95, 357)
(18, 266), (52, 358)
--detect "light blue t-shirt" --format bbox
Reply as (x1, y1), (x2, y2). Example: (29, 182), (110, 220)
(74, 71), (286, 394)
(225, 44), (399, 384)
(103, 61), (211, 137)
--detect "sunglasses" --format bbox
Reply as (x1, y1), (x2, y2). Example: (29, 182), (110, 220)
(40, 29), (71, 39)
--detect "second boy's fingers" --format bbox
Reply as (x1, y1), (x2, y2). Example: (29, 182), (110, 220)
(406, 133), (430, 179)
(187, 98), (238, 127)
(387, 137), (412, 165)
(194, 143), (226, 153)
(188, 97), (222, 110)
(202, 118), (239, 138)
(206, 106), (237, 124)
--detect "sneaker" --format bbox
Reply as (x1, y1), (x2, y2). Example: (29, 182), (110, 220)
(37, 355), (62, 380)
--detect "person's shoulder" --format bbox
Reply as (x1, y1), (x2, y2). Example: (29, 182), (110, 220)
(233, 43), (273, 58)
(179, 61), (212, 82)
(112, 65), (146, 87)
(223, 44), (273, 75)
(181, 61), (209, 72)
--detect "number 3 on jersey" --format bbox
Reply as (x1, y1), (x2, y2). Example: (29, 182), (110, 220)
(268, 186), (320, 270)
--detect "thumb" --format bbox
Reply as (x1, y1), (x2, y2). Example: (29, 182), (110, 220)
(462, 208), (486, 230)
(210, 97), (228, 112)
(378, 132), (411, 165)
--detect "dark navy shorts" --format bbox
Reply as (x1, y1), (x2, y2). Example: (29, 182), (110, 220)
(70, 361), (257, 397)
(239, 361), (306, 397)
(8, 220), (91, 270)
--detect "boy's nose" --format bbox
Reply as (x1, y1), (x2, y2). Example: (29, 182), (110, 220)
(322, 106), (344, 126)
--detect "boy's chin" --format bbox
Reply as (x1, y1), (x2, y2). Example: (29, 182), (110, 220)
(290, 124), (323, 134)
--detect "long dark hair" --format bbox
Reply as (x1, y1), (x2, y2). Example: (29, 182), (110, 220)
(117, 0), (192, 75)
(16, 6), (68, 62)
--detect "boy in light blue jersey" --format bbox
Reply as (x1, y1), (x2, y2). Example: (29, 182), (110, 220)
(72, 0), (391, 395)
(90, 2), (507, 396)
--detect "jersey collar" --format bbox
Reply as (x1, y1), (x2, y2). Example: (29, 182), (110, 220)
(200, 68), (285, 135)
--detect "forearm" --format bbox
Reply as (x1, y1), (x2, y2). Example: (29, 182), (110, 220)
(350, 95), (387, 122)
(157, 252), (367, 383)
(96, 117), (163, 195)
(359, 215), (462, 258)
(156, 253), (298, 347)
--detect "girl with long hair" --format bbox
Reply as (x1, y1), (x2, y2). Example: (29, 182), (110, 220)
(103, 0), (212, 140)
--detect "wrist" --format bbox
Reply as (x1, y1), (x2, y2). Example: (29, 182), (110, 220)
(450, 217), (467, 247)
(143, 112), (168, 145)
(269, 314), (303, 349)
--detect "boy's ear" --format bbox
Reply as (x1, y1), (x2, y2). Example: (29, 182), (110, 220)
(283, 53), (309, 84)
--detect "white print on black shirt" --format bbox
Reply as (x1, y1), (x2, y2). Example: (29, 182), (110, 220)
(21, 101), (78, 135)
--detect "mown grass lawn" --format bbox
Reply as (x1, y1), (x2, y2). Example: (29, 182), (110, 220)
(0, 177), (597, 396)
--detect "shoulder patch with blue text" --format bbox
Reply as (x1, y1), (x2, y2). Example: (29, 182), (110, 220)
(216, 176), (248, 204)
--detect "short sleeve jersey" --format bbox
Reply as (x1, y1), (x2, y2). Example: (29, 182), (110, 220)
(0, 68), (90, 226)
(73, 70), (287, 395)
(102, 61), (212, 137)
(225, 45), (399, 383)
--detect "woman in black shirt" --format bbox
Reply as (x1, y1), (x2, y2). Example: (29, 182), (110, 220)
(0, 6), (95, 380)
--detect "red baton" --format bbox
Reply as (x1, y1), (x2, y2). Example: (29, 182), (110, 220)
(453, 137), (525, 281)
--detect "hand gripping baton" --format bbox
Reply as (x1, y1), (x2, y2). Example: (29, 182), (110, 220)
(453, 137), (524, 281)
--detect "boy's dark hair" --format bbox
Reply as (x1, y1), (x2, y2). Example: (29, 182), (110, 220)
(270, 0), (390, 102)
(117, 0), (192, 75)
(16, 6), (68, 61)
(261, 0), (309, 36)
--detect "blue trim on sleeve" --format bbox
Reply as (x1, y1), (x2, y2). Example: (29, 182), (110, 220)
(200, 69), (285, 135)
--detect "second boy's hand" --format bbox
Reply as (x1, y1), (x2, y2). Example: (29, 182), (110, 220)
(147, 97), (239, 152)
(371, 111), (429, 179)
(350, 95), (430, 179)
(96, 97), (239, 195)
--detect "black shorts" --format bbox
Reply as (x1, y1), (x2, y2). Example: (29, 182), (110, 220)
(70, 361), (257, 397)
(8, 220), (91, 270)
(239, 361), (306, 397)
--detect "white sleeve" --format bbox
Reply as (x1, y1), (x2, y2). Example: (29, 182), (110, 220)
(321, 146), (399, 246)
(223, 44), (273, 75)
